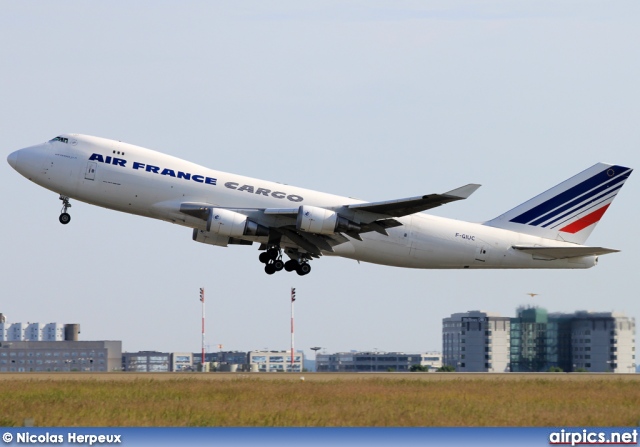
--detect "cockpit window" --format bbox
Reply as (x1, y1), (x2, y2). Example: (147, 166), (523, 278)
(49, 136), (69, 144)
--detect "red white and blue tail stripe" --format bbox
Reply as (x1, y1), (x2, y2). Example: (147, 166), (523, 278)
(484, 163), (633, 244)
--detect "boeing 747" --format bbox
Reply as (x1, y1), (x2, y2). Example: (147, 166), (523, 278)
(7, 134), (632, 276)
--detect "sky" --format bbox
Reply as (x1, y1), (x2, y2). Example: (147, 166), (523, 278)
(1, 1), (639, 360)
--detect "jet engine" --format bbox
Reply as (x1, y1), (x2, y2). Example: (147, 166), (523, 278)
(192, 229), (229, 247)
(207, 208), (269, 237)
(296, 205), (361, 235)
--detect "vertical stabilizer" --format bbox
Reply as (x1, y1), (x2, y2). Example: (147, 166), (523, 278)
(484, 163), (632, 244)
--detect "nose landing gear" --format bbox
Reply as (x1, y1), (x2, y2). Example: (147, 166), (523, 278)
(59, 195), (72, 225)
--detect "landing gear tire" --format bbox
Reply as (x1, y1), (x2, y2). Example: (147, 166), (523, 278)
(284, 260), (298, 272)
(296, 263), (311, 276)
(264, 264), (276, 275)
(59, 195), (72, 225)
(273, 259), (284, 271)
(259, 252), (271, 264)
(267, 248), (279, 260)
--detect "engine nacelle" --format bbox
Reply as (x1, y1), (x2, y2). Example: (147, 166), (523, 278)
(296, 205), (361, 235)
(192, 228), (229, 247)
(207, 208), (269, 237)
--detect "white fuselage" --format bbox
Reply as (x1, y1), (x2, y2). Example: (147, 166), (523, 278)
(9, 135), (597, 269)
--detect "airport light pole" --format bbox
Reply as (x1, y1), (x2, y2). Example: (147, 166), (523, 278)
(200, 287), (205, 373)
(372, 348), (378, 372)
(291, 288), (296, 371)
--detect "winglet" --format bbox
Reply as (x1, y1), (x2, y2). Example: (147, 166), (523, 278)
(443, 184), (481, 200)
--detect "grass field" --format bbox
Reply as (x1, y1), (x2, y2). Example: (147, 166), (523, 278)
(0, 373), (638, 427)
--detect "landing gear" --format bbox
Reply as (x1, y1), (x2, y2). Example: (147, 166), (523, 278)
(263, 258), (285, 275)
(284, 260), (298, 272)
(259, 246), (283, 275)
(259, 248), (312, 276)
(273, 259), (285, 271)
(59, 195), (72, 225)
(283, 259), (311, 276)
(296, 262), (311, 276)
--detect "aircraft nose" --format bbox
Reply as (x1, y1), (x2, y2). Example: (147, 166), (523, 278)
(7, 150), (19, 170)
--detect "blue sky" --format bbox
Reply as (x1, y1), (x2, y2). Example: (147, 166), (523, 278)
(2, 1), (639, 358)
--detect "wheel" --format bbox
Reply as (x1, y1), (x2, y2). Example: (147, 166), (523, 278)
(296, 263), (311, 276)
(264, 264), (276, 275)
(273, 260), (284, 271)
(284, 260), (298, 272)
(259, 252), (271, 264)
(267, 248), (279, 260)
(59, 213), (71, 225)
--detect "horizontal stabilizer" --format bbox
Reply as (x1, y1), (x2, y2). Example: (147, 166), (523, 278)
(346, 184), (481, 217)
(512, 245), (619, 259)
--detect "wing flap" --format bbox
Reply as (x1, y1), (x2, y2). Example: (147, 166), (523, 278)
(276, 228), (324, 256)
(512, 245), (619, 259)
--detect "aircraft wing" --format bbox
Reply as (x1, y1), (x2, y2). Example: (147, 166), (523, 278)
(512, 245), (619, 259)
(346, 184), (481, 217)
(179, 183), (480, 256)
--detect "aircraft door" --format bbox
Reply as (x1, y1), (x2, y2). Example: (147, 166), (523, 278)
(85, 162), (97, 180)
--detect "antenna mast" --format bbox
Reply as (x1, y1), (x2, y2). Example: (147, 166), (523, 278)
(200, 287), (205, 372)
(291, 287), (296, 370)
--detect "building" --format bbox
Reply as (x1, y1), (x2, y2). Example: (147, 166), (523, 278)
(192, 351), (248, 366)
(445, 307), (636, 373)
(171, 353), (194, 371)
(198, 350), (305, 372)
(0, 315), (119, 373)
(248, 350), (304, 372)
(122, 350), (304, 372)
(316, 351), (442, 372)
(192, 351), (252, 372)
(511, 308), (636, 373)
(122, 351), (196, 372)
(510, 307), (550, 372)
(0, 340), (122, 372)
(443, 310), (511, 372)
(0, 314), (80, 342)
(122, 351), (171, 372)
(567, 311), (635, 373)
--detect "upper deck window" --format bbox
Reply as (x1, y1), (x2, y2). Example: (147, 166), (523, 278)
(49, 136), (69, 144)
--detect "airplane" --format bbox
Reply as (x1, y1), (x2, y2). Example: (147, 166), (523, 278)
(7, 134), (633, 276)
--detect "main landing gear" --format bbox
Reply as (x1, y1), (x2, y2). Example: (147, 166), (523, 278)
(259, 247), (312, 276)
(59, 195), (72, 225)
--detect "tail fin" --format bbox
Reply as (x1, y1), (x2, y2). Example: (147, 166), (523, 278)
(484, 163), (633, 244)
